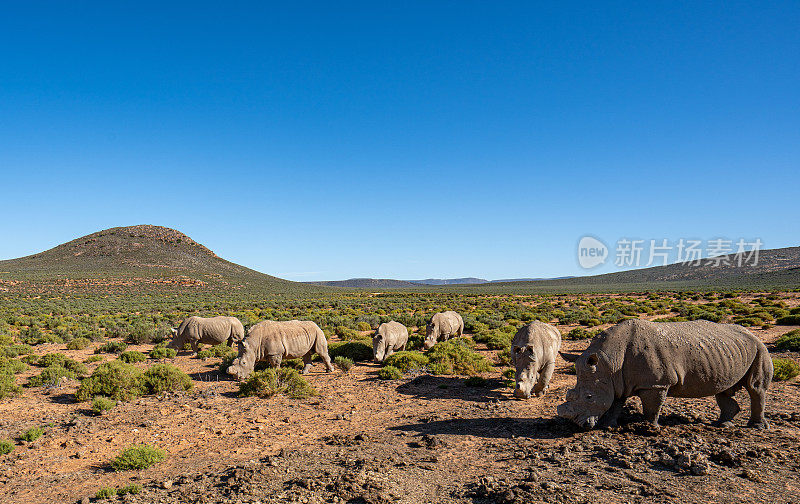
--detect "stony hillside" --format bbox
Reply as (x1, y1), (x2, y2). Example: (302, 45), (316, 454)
(0, 225), (296, 294)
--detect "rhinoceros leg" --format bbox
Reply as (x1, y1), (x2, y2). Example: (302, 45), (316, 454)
(190, 340), (200, 354)
(745, 353), (771, 429)
(746, 388), (768, 429)
(301, 350), (314, 375)
(533, 361), (555, 397)
(638, 388), (668, 426)
(598, 398), (626, 428)
(714, 389), (741, 428)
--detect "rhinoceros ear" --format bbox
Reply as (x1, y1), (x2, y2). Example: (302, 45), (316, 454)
(559, 351), (581, 363)
(586, 353), (598, 367)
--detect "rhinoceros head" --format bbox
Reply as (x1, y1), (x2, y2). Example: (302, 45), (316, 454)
(557, 352), (615, 429)
(226, 342), (255, 381)
(423, 322), (439, 350)
(512, 344), (539, 399)
(373, 332), (386, 362)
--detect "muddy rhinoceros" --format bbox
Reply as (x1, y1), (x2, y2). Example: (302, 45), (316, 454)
(511, 321), (562, 399)
(227, 320), (334, 380)
(373, 321), (409, 362)
(557, 319), (773, 430)
(424, 311), (464, 350)
(169, 316), (245, 353)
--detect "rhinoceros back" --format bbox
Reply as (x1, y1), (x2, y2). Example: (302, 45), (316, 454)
(600, 319), (765, 398)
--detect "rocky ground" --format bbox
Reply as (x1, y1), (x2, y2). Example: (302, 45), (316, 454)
(1, 325), (799, 504)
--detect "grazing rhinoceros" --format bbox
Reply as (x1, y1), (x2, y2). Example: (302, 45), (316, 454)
(424, 311), (464, 350)
(373, 321), (409, 362)
(169, 316), (245, 353)
(511, 321), (562, 399)
(227, 320), (334, 380)
(557, 319), (773, 430)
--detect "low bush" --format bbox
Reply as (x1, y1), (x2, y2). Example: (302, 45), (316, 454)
(378, 365), (402, 380)
(334, 325), (360, 341)
(383, 351), (429, 373)
(149, 345), (177, 360)
(425, 338), (492, 376)
(118, 484), (141, 496)
(773, 358), (800, 381)
(329, 341), (373, 362)
(95, 487), (117, 499)
(196, 349), (213, 360)
(118, 351), (147, 363)
(36, 353), (87, 375)
(0, 357), (28, 374)
(111, 444), (166, 471)
(356, 321), (372, 331)
(27, 365), (76, 387)
(775, 329), (800, 352)
(238, 368), (317, 399)
(66, 337), (91, 350)
(85, 355), (104, 363)
(334, 356), (354, 373)
(95, 341), (128, 354)
(142, 364), (193, 395)
(91, 396), (117, 414)
(0, 370), (22, 399)
(20, 426), (43, 442)
(0, 439), (13, 455)
(210, 343), (236, 359)
(1, 344), (33, 358)
(565, 327), (596, 340)
(776, 315), (800, 326)
(75, 361), (145, 402)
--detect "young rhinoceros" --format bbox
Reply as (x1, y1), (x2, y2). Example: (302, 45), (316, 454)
(373, 321), (409, 362)
(227, 320), (334, 380)
(557, 319), (773, 430)
(169, 316), (245, 353)
(423, 311), (464, 350)
(511, 321), (562, 399)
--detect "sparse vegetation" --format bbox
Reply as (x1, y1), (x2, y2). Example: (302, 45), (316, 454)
(383, 351), (429, 373)
(238, 368), (317, 399)
(91, 395), (117, 413)
(142, 363), (193, 395)
(329, 341), (373, 362)
(773, 358), (800, 381)
(95, 341), (128, 354)
(66, 337), (91, 350)
(149, 344), (177, 360)
(0, 439), (14, 455)
(378, 365), (403, 380)
(775, 329), (800, 352)
(118, 350), (147, 363)
(111, 444), (166, 471)
(20, 426), (43, 442)
(0, 370), (22, 399)
(425, 338), (492, 376)
(75, 361), (145, 401)
(334, 356), (354, 373)
(96, 487), (117, 499)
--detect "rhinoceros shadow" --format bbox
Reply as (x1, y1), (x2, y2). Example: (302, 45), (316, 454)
(395, 375), (508, 402)
(389, 416), (575, 440)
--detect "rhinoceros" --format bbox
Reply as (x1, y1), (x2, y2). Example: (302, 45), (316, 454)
(169, 316), (245, 353)
(424, 311), (464, 350)
(511, 321), (562, 399)
(227, 320), (334, 380)
(557, 319), (773, 430)
(373, 321), (409, 362)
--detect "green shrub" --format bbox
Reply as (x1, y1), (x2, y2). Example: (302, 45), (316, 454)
(775, 329), (800, 352)
(20, 426), (43, 442)
(27, 365), (76, 387)
(95, 341), (128, 354)
(118, 484), (141, 496)
(36, 353), (88, 375)
(118, 351), (147, 363)
(0, 334), (12, 346)
(0, 370), (21, 399)
(238, 368), (317, 399)
(334, 356), (354, 373)
(425, 338), (492, 376)
(773, 358), (800, 381)
(384, 351), (429, 373)
(75, 361), (145, 402)
(356, 321), (372, 331)
(66, 337), (91, 350)
(142, 364), (193, 395)
(378, 366), (402, 380)
(465, 376), (488, 387)
(1, 344), (33, 358)
(95, 487), (117, 499)
(149, 345), (177, 360)
(502, 368), (516, 380)
(329, 341), (373, 362)
(210, 343), (236, 358)
(196, 349), (213, 360)
(334, 325), (360, 341)
(85, 355), (104, 363)
(0, 358), (28, 374)
(0, 439), (13, 455)
(111, 444), (166, 471)
(565, 327), (595, 340)
(777, 315), (800, 325)
(91, 396), (117, 414)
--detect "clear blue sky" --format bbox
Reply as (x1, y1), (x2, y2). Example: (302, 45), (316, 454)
(1, 2), (798, 280)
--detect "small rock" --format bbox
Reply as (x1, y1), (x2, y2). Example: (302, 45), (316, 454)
(676, 454), (693, 470)
(162, 479), (173, 489)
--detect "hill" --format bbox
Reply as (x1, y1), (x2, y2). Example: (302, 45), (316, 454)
(308, 278), (422, 289)
(0, 225), (298, 295)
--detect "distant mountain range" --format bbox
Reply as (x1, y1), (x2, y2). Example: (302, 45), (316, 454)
(307, 276), (577, 288)
(0, 225), (797, 294)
